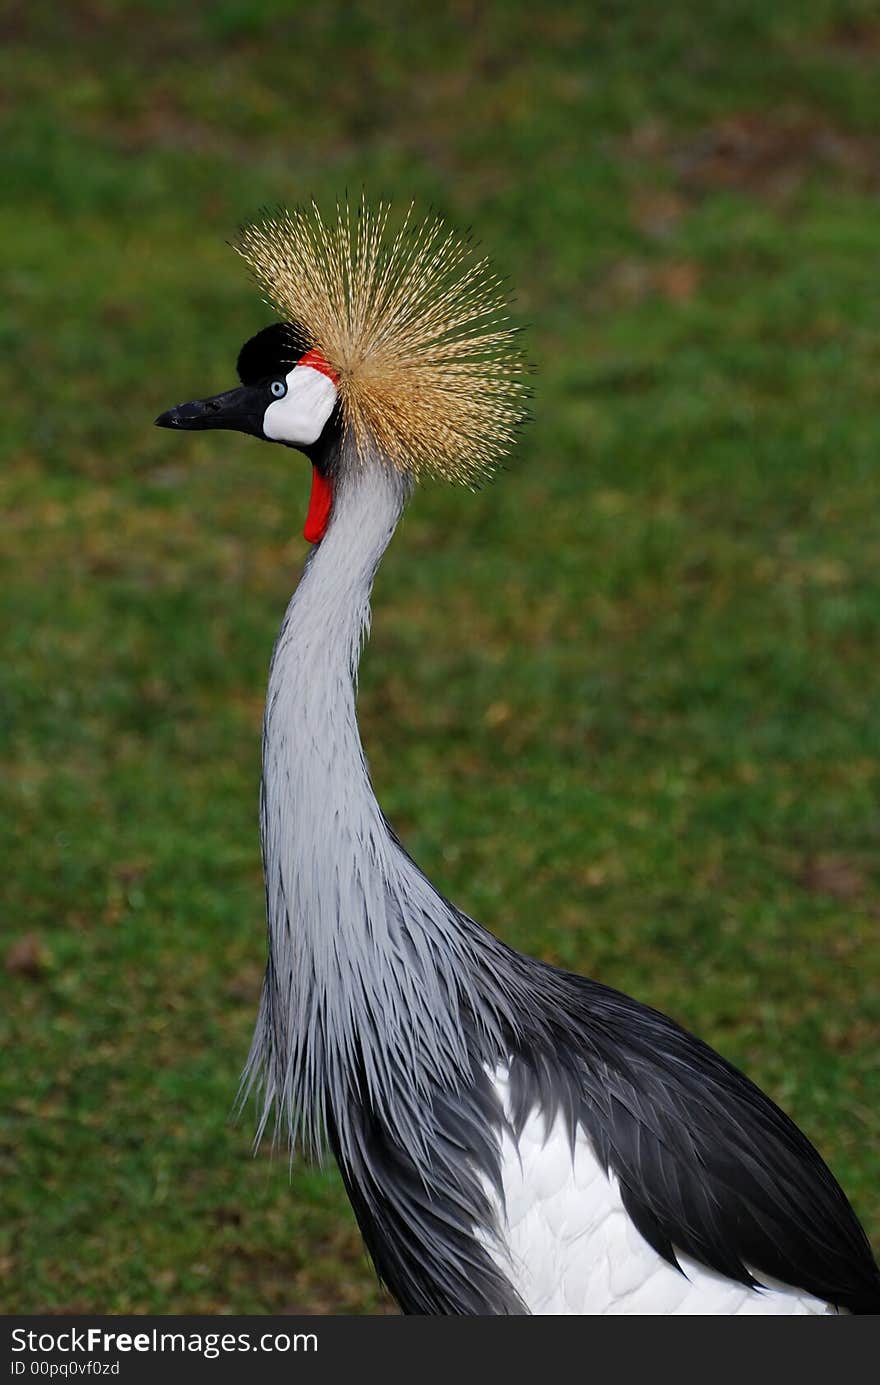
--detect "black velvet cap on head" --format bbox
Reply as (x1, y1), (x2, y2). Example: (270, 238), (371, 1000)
(236, 321), (311, 385)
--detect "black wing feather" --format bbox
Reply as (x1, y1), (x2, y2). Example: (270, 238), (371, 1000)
(506, 958), (880, 1313)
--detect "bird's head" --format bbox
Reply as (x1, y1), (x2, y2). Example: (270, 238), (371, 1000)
(156, 200), (528, 544)
(156, 321), (342, 541)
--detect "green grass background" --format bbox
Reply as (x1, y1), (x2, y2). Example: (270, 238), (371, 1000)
(2, 0), (879, 1313)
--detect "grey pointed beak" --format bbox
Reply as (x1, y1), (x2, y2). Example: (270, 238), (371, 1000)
(155, 384), (264, 436)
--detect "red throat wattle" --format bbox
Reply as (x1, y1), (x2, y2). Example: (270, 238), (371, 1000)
(304, 467), (333, 544)
(299, 347), (338, 544)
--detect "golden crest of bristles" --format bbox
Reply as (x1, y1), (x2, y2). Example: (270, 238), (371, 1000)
(234, 200), (528, 484)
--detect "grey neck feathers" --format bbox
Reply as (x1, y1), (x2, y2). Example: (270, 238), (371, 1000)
(242, 446), (517, 1167)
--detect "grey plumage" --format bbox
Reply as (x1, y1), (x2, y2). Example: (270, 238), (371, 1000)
(154, 208), (879, 1312)
(241, 438), (880, 1316)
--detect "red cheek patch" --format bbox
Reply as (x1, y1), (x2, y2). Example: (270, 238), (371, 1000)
(304, 466), (333, 544)
(298, 348), (339, 385)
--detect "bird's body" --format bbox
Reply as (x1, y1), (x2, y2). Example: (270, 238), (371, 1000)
(157, 201), (880, 1315)
(246, 458), (878, 1316)
(480, 1068), (833, 1316)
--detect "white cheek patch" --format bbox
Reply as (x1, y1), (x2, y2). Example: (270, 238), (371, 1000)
(263, 365), (338, 445)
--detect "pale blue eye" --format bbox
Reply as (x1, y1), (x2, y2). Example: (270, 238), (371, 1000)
(270, 379), (287, 398)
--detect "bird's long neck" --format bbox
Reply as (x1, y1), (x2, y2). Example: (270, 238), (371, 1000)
(262, 458), (407, 903)
(244, 452), (511, 1158)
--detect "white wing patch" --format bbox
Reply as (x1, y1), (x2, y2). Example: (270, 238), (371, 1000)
(476, 1066), (836, 1315)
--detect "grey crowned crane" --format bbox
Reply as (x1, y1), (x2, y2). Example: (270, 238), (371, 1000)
(156, 201), (880, 1316)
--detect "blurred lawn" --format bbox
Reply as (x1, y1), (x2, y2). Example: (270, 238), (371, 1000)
(2, 0), (879, 1313)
